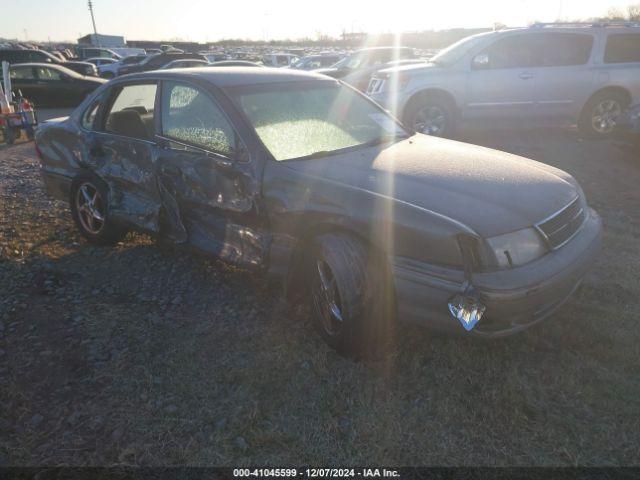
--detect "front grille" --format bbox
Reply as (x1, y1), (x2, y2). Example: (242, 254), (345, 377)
(535, 196), (586, 249)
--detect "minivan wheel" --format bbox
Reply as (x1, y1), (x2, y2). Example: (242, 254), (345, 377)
(579, 91), (628, 138)
(309, 233), (395, 359)
(404, 95), (456, 137)
(70, 174), (125, 245)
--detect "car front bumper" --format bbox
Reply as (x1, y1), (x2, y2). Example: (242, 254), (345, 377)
(392, 208), (603, 337)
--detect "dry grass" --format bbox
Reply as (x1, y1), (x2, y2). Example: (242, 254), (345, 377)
(1, 127), (639, 466)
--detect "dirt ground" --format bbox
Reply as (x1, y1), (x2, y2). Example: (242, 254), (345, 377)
(1, 123), (639, 466)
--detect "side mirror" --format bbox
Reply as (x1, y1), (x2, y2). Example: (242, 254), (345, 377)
(472, 53), (490, 69)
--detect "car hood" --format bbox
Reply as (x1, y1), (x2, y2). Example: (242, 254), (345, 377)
(376, 61), (444, 76)
(283, 134), (579, 238)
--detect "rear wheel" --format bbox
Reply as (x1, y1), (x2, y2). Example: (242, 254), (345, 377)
(579, 91), (628, 138)
(309, 233), (395, 359)
(404, 95), (456, 137)
(70, 174), (125, 245)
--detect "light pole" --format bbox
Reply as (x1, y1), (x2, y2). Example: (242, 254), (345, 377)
(88, 0), (100, 46)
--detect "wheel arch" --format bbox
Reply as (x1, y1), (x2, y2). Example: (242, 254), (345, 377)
(402, 87), (459, 122)
(579, 85), (633, 119)
(283, 222), (394, 302)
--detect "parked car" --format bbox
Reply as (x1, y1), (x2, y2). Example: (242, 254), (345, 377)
(0, 49), (98, 76)
(85, 57), (120, 78)
(47, 50), (67, 62)
(161, 45), (182, 52)
(261, 53), (300, 67)
(117, 52), (206, 75)
(7, 63), (106, 107)
(315, 46), (416, 91)
(201, 52), (228, 63)
(60, 49), (74, 60)
(290, 54), (344, 70)
(76, 47), (121, 60)
(161, 59), (210, 69)
(368, 23), (640, 137)
(35, 68), (602, 357)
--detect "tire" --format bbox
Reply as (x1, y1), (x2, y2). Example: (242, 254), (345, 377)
(70, 173), (125, 245)
(578, 91), (629, 138)
(309, 233), (395, 359)
(403, 94), (456, 137)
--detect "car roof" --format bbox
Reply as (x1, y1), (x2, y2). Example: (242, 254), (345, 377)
(8, 62), (80, 74)
(493, 24), (640, 36)
(127, 66), (332, 87)
(8, 62), (62, 68)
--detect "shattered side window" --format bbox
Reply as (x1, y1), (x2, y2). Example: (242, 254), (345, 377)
(161, 82), (236, 156)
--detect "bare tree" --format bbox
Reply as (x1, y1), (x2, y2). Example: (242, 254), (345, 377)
(628, 3), (640, 21)
(604, 6), (626, 20)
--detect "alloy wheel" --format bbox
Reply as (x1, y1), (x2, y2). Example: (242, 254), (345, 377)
(75, 182), (105, 235)
(312, 260), (344, 337)
(413, 105), (446, 136)
(591, 99), (622, 134)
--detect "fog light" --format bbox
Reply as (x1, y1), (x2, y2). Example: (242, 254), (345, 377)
(448, 294), (486, 331)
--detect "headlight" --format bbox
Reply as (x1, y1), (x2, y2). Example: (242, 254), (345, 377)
(486, 228), (547, 268)
(368, 73), (411, 95)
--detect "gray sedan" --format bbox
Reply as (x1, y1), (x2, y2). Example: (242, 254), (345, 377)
(34, 68), (602, 358)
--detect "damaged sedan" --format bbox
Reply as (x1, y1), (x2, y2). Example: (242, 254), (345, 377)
(35, 67), (602, 357)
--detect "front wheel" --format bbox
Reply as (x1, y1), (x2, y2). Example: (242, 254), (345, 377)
(309, 234), (395, 359)
(404, 95), (456, 137)
(579, 92), (628, 138)
(70, 174), (125, 245)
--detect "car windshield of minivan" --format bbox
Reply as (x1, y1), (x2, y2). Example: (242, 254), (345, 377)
(430, 33), (489, 66)
(232, 82), (407, 161)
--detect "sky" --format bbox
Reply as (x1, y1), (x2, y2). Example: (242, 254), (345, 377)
(1, 0), (638, 42)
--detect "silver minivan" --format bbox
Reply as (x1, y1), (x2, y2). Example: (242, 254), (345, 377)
(368, 23), (640, 137)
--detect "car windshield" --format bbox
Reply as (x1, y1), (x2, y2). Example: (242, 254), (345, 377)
(333, 52), (365, 69)
(430, 33), (489, 66)
(291, 57), (309, 68)
(231, 81), (407, 161)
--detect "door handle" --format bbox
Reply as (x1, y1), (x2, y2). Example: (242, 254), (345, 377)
(519, 72), (534, 80)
